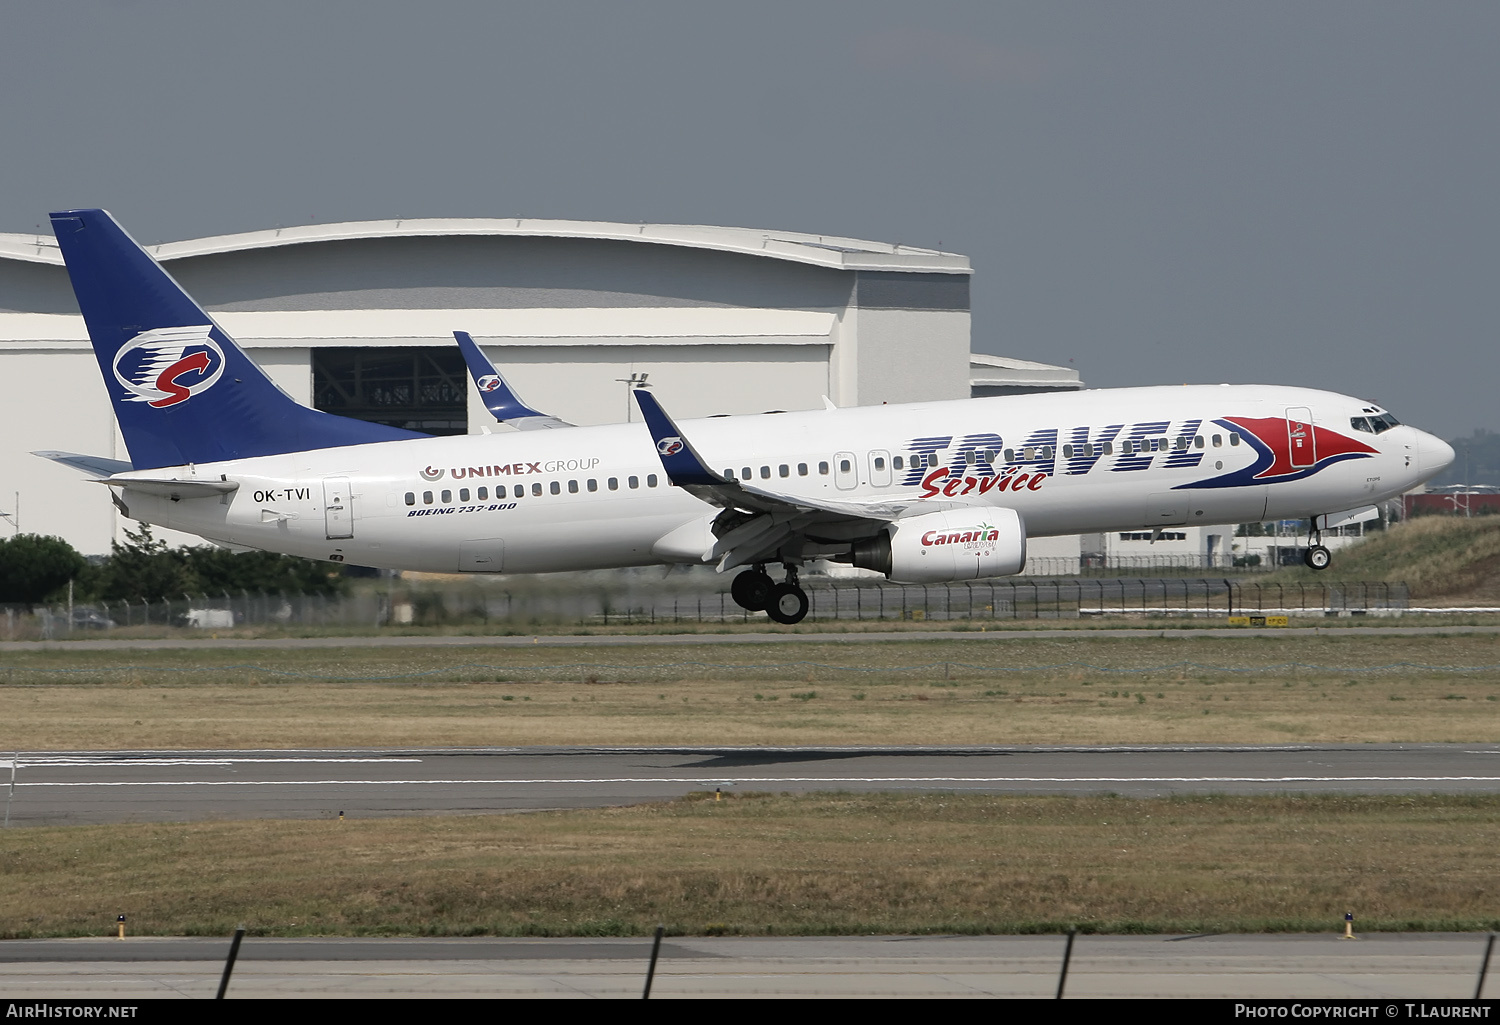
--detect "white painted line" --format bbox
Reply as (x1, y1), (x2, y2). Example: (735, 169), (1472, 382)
(14, 775), (1500, 788)
(0, 758), (421, 768)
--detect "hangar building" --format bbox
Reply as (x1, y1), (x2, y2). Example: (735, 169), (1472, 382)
(0, 218), (1009, 554)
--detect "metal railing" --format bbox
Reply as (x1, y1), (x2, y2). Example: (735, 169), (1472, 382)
(0, 579), (1414, 637)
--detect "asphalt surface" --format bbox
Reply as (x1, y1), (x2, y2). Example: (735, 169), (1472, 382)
(5, 624), (1500, 651)
(4, 744), (1500, 826)
(1, 934), (1495, 998)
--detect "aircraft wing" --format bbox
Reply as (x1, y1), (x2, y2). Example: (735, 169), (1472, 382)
(455, 331), (574, 430)
(632, 390), (975, 570)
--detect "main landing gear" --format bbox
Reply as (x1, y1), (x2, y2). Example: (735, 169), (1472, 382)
(1303, 521), (1332, 571)
(731, 564), (809, 625)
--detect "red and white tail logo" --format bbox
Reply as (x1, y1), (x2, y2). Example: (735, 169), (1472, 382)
(111, 325), (225, 408)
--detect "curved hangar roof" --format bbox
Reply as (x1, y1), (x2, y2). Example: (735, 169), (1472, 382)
(0, 217), (970, 275)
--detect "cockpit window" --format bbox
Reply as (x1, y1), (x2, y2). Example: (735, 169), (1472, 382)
(1352, 413), (1401, 434)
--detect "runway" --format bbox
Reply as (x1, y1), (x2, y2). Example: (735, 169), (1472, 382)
(0, 934), (1495, 998)
(5, 623), (1500, 652)
(5, 744), (1500, 826)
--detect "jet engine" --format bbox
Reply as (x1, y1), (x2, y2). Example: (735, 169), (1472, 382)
(850, 507), (1026, 583)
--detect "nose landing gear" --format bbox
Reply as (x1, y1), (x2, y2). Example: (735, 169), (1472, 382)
(730, 564), (809, 624)
(1304, 520), (1332, 570)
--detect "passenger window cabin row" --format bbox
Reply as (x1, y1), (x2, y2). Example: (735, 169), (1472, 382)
(723, 462), (821, 481)
(722, 433), (1245, 481)
(1061, 433), (1240, 458)
(403, 430), (1252, 506)
(915, 433), (1242, 466)
(404, 474), (659, 506)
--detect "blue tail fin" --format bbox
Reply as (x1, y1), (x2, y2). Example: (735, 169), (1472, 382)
(50, 209), (426, 470)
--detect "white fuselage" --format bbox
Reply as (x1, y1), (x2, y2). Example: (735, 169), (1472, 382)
(113, 385), (1445, 575)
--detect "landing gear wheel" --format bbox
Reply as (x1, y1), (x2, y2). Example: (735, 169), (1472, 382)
(765, 582), (810, 625)
(1304, 545), (1332, 571)
(731, 569), (774, 611)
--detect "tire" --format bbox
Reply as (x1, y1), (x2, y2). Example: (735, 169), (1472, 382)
(731, 569), (774, 611)
(766, 583), (810, 625)
(1304, 545), (1332, 571)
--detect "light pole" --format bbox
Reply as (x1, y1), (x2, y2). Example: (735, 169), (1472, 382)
(616, 372), (650, 423)
(1464, 442), (1472, 518)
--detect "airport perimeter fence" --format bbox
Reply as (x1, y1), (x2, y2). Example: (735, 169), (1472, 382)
(1021, 555), (1280, 575)
(2, 579), (1411, 637)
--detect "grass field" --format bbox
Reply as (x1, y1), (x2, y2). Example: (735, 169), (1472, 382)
(4, 633), (1499, 940)
(1267, 516), (1500, 601)
(3, 793), (1498, 939)
(0, 634), (1498, 748)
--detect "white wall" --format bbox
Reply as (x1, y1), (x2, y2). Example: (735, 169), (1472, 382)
(468, 342), (833, 429)
(250, 346), (314, 404)
(0, 348), (120, 554)
(0, 244), (969, 554)
(844, 308), (971, 406)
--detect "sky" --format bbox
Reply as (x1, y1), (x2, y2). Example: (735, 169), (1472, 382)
(2, 1), (1496, 439)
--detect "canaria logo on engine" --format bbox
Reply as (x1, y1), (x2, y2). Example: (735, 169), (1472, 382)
(112, 325), (226, 409)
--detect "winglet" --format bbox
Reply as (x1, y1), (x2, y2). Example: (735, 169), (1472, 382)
(454, 331), (573, 430)
(632, 390), (724, 486)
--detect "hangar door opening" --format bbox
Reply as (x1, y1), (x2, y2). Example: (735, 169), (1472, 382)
(313, 347), (469, 436)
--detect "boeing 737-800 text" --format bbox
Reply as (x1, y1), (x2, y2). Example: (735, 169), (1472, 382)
(39, 209), (1454, 624)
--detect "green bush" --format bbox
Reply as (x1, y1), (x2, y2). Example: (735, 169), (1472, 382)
(0, 534), (86, 604)
(90, 523), (345, 602)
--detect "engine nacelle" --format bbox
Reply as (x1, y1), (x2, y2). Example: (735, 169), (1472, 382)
(851, 507), (1027, 583)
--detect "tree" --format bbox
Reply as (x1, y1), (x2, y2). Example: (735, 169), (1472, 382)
(183, 546), (345, 596)
(0, 534), (86, 604)
(95, 523), (193, 602)
(88, 522), (347, 602)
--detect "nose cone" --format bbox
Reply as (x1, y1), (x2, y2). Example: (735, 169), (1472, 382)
(1419, 432), (1456, 478)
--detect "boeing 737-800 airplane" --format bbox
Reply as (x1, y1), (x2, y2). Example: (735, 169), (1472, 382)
(40, 209), (1455, 624)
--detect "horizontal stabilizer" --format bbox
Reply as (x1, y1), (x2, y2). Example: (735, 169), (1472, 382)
(33, 450), (133, 477)
(455, 331), (573, 430)
(100, 476), (239, 500)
